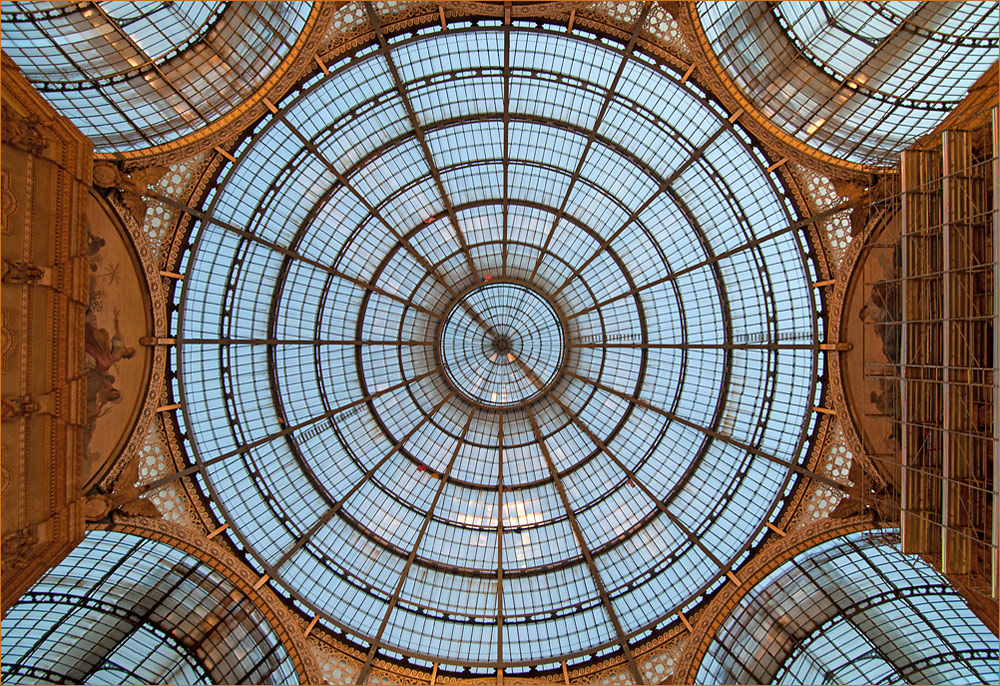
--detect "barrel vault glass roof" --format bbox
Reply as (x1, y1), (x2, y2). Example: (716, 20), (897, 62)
(698, 1), (999, 164)
(697, 530), (1000, 685)
(175, 9), (824, 674)
(0, 1), (311, 152)
(1, 530), (299, 685)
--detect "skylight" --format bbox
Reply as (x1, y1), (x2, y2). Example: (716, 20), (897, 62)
(176, 15), (823, 671)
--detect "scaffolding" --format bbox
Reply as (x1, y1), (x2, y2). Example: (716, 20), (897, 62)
(886, 107), (998, 601)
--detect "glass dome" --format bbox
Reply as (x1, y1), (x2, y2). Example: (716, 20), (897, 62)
(175, 15), (824, 673)
(1, 1), (311, 153)
(696, 529), (999, 684)
(697, 1), (998, 164)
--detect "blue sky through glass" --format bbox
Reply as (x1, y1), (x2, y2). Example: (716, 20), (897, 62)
(177, 20), (820, 670)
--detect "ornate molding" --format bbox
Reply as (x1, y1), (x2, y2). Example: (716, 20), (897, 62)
(91, 517), (323, 684)
(93, 162), (168, 226)
(824, 203), (893, 491)
(97, 193), (168, 492)
(438, 1), (591, 17)
(162, 147), (230, 275)
(1, 169), (17, 238)
(670, 516), (875, 684)
(1, 52), (90, 615)
(1, 528), (39, 572)
(86, 455), (162, 521)
(1, 104), (50, 157)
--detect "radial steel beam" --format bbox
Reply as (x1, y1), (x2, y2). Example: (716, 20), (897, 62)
(502, 9), (511, 278)
(568, 342), (815, 350)
(563, 370), (847, 492)
(355, 408), (477, 684)
(550, 121), (731, 299)
(148, 369), (439, 490)
(525, 406), (645, 685)
(176, 338), (435, 346)
(147, 191), (442, 319)
(262, 100), (846, 306)
(547, 392), (739, 579)
(364, 2), (480, 283)
(270, 392), (454, 572)
(273, 117), (465, 300)
(527, 3), (652, 282)
(496, 408), (506, 673)
(562, 200), (864, 322)
(272, 510), (336, 571)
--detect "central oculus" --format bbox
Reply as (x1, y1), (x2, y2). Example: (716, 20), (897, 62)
(438, 281), (566, 408)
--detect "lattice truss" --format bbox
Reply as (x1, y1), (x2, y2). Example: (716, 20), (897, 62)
(793, 419), (855, 531)
(137, 419), (195, 528)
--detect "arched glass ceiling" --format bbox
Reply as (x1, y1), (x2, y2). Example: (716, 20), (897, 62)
(0, 1), (310, 153)
(0, 530), (299, 685)
(176, 15), (824, 673)
(698, 1), (999, 165)
(695, 529), (1000, 685)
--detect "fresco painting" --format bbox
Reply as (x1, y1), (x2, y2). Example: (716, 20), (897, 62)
(81, 194), (152, 488)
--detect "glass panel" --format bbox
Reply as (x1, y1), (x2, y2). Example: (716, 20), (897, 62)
(1, 1), (311, 152)
(696, 529), (1000, 685)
